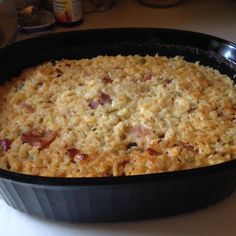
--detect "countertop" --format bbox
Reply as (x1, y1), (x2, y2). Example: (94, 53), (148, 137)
(1, 0), (236, 44)
(1, 0), (236, 235)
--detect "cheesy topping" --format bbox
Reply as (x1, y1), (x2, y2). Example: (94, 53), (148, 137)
(0, 55), (235, 177)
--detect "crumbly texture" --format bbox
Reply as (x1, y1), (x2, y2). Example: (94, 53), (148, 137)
(0, 55), (236, 177)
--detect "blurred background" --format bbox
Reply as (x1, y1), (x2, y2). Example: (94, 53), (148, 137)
(0, 0), (236, 47)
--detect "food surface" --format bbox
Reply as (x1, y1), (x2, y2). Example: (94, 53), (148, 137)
(0, 55), (236, 177)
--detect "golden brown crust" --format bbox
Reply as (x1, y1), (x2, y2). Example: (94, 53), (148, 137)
(0, 55), (235, 177)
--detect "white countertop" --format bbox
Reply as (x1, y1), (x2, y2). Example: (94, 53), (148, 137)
(1, 0), (236, 235)
(1, 0), (236, 44)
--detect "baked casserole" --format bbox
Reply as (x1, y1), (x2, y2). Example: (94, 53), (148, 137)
(0, 55), (235, 177)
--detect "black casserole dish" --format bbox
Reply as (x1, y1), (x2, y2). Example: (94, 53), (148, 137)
(0, 28), (236, 222)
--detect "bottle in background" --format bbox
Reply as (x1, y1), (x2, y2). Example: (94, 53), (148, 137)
(53, 0), (83, 26)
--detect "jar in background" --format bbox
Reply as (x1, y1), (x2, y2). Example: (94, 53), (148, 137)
(53, 0), (83, 26)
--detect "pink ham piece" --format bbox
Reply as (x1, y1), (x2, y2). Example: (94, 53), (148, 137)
(179, 142), (196, 152)
(21, 102), (35, 113)
(67, 148), (80, 158)
(89, 92), (112, 109)
(21, 130), (57, 150)
(100, 92), (112, 104)
(147, 148), (160, 156)
(143, 73), (152, 81)
(89, 100), (99, 109)
(128, 125), (150, 147)
(0, 139), (12, 151)
(75, 153), (89, 161)
(129, 125), (150, 138)
(102, 75), (113, 84)
(67, 148), (89, 162)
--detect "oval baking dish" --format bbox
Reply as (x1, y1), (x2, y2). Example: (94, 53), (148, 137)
(0, 28), (236, 222)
